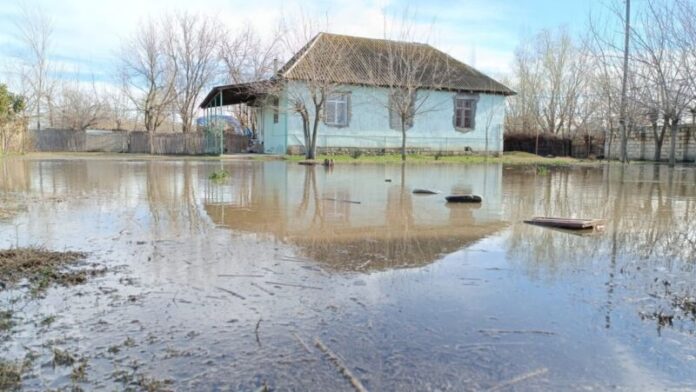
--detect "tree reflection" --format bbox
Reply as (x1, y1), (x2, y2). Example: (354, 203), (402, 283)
(205, 163), (507, 272)
(503, 165), (696, 332)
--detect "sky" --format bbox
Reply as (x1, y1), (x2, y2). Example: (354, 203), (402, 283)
(0, 0), (606, 89)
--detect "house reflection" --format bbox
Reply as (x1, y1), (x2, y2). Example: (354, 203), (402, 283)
(204, 163), (507, 272)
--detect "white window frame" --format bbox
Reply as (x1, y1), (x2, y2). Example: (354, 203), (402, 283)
(324, 92), (350, 127)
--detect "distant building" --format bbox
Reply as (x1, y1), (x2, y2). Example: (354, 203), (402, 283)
(200, 33), (514, 155)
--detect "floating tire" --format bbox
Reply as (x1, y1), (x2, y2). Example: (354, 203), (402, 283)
(445, 195), (482, 203)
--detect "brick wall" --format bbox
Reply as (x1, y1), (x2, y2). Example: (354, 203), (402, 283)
(605, 125), (695, 162)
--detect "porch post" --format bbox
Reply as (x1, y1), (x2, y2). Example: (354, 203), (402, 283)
(219, 91), (224, 156)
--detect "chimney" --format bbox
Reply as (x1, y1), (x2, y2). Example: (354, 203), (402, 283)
(273, 58), (279, 75)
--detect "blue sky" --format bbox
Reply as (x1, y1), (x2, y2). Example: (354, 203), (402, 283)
(0, 0), (608, 87)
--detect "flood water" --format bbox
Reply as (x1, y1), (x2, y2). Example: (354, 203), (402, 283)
(0, 156), (695, 391)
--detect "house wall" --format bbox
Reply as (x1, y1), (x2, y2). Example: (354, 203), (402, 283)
(273, 81), (506, 154)
(259, 98), (289, 154)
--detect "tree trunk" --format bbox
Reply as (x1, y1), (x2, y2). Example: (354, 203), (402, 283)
(36, 104), (41, 132)
(683, 128), (691, 162)
(181, 112), (190, 133)
(653, 122), (666, 162)
(620, 122), (628, 163)
(669, 120), (678, 167)
(401, 120), (406, 162)
(299, 109), (310, 156)
(307, 107), (321, 160)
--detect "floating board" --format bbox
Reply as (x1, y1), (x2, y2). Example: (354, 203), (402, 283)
(445, 195), (482, 203)
(413, 189), (440, 195)
(524, 217), (605, 230)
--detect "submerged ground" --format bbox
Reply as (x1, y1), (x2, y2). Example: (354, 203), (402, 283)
(0, 156), (694, 391)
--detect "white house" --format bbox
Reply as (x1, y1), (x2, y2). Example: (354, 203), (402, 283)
(200, 33), (514, 155)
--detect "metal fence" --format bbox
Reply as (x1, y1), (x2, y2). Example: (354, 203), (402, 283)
(285, 134), (503, 155)
(29, 129), (249, 155)
(504, 133), (605, 158)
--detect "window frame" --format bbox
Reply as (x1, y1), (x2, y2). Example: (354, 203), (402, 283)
(453, 93), (479, 132)
(324, 92), (351, 128)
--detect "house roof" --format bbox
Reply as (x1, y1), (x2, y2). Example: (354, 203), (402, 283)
(277, 32), (515, 96)
(199, 81), (271, 108)
(200, 32), (514, 108)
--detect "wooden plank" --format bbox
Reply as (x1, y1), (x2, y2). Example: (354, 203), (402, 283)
(524, 217), (605, 230)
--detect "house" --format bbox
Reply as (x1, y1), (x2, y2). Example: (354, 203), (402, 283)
(200, 33), (514, 155)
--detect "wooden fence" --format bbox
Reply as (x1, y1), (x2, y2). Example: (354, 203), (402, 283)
(28, 129), (250, 155)
(504, 133), (605, 158)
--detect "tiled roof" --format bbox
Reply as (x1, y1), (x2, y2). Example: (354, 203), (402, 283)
(277, 32), (514, 96)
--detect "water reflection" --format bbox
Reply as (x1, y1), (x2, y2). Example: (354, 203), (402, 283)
(205, 164), (507, 271)
(503, 164), (696, 335)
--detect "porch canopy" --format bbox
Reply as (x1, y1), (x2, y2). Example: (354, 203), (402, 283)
(199, 81), (273, 108)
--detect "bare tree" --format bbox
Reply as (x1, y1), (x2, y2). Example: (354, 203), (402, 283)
(589, 4), (635, 159)
(15, 2), (53, 131)
(220, 24), (280, 84)
(277, 16), (356, 160)
(105, 89), (132, 131)
(120, 16), (177, 153)
(507, 28), (594, 155)
(504, 49), (544, 152)
(630, 0), (694, 167)
(361, 17), (451, 161)
(56, 78), (105, 131)
(219, 24), (281, 135)
(166, 11), (223, 133)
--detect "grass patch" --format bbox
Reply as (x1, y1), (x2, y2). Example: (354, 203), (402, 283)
(52, 348), (76, 367)
(536, 165), (550, 175)
(71, 361), (88, 382)
(0, 360), (22, 391)
(136, 375), (174, 392)
(40, 315), (56, 327)
(282, 151), (599, 166)
(208, 169), (229, 181)
(107, 345), (120, 354)
(0, 247), (99, 295)
(0, 311), (14, 332)
(111, 369), (173, 392)
(123, 337), (136, 347)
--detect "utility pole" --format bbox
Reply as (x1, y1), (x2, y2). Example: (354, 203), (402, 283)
(619, 0), (631, 163)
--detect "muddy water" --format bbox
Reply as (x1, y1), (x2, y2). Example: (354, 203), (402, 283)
(0, 157), (695, 391)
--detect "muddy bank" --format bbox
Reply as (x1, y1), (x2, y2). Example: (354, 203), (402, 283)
(0, 248), (92, 291)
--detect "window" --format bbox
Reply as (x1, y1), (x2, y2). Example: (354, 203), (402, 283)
(454, 94), (478, 131)
(324, 92), (350, 127)
(272, 96), (279, 124)
(389, 90), (416, 131)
